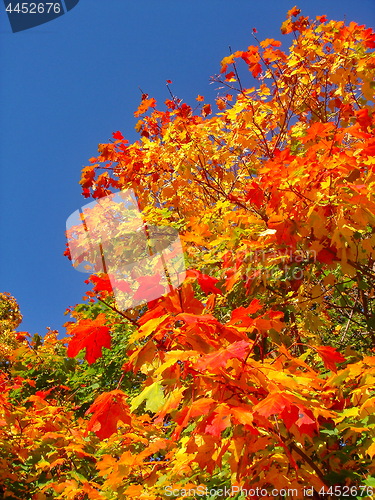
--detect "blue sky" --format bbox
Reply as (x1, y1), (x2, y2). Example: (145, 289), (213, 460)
(1, 0), (374, 336)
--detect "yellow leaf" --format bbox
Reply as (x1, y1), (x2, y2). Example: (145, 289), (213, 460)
(129, 314), (169, 343)
(125, 485), (144, 497)
(366, 441), (375, 459)
(130, 381), (165, 413)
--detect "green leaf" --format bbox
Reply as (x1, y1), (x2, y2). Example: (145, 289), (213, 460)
(364, 476), (375, 487)
(130, 381), (165, 413)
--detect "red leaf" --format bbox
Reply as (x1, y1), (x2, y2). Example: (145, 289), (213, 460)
(245, 181), (265, 208)
(204, 405), (231, 436)
(195, 340), (250, 371)
(280, 405), (318, 437)
(109, 275), (132, 294)
(80, 166), (96, 189)
(229, 299), (262, 326)
(188, 269), (223, 295)
(302, 122), (334, 143)
(112, 131), (124, 140)
(314, 346), (346, 373)
(364, 29), (375, 48)
(355, 109), (372, 129)
(202, 104), (212, 117)
(250, 62), (262, 78)
(67, 313), (111, 364)
(287, 6), (301, 17)
(253, 392), (294, 418)
(280, 404), (300, 430)
(133, 273), (166, 302)
(176, 312), (218, 326)
(317, 247), (337, 264)
(89, 275), (113, 295)
(85, 390), (131, 439)
(294, 408), (318, 437)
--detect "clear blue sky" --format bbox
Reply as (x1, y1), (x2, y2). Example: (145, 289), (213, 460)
(1, 0), (374, 336)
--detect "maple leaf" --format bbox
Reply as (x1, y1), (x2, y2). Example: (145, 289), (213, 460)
(132, 273), (166, 302)
(204, 405), (232, 436)
(79, 166), (96, 189)
(229, 299), (262, 326)
(134, 97), (157, 117)
(260, 38), (282, 48)
(253, 392), (295, 418)
(314, 346), (346, 373)
(230, 405), (257, 428)
(112, 278), (132, 294)
(280, 405), (318, 437)
(175, 312), (218, 326)
(245, 181), (265, 208)
(202, 104), (212, 117)
(130, 381), (165, 413)
(317, 247), (337, 264)
(189, 397), (216, 417)
(294, 408), (318, 437)
(225, 71), (236, 81)
(89, 274), (113, 295)
(67, 313), (111, 364)
(188, 269), (223, 295)
(85, 390), (131, 439)
(112, 131), (124, 140)
(287, 6), (301, 17)
(355, 108), (372, 129)
(195, 340), (250, 371)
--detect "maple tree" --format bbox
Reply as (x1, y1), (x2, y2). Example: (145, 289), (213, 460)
(2, 7), (375, 499)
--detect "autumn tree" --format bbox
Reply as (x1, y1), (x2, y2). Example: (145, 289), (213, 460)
(2, 7), (375, 499)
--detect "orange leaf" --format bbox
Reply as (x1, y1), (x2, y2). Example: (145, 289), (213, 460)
(204, 405), (232, 436)
(202, 104), (212, 117)
(195, 340), (249, 371)
(229, 299), (262, 326)
(85, 390), (131, 439)
(287, 6), (301, 17)
(67, 313), (111, 364)
(134, 97), (157, 117)
(253, 392), (294, 418)
(314, 346), (346, 373)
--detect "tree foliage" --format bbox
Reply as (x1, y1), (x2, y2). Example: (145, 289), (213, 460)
(2, 8), (375, 499)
